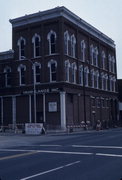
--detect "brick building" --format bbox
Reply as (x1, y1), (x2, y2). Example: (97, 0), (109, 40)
(0, 7), (118, 130)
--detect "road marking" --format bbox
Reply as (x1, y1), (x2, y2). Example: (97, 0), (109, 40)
(0, 151), (39, 161)
(0, 148), (93, 155)
(20, 161), (80, 180)
(72, 145), (122, 149)
(39, 144), (62, 147)
(96, 153), (122, 158)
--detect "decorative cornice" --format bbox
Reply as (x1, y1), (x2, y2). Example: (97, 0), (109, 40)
(9, 6), (115, 48)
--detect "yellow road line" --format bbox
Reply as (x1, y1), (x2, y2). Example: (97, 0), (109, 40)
(0, 151), (39, 161)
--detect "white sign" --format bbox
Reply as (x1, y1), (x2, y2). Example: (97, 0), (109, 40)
(48, 102), (57, 112)
(25, 123), (43, 135)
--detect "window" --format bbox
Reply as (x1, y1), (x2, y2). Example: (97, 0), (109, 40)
(18, 64), (26, 85)
(112, 56), (115, 73)
(47, 30), (56, 55)
(71, 62), (77, 83)
(101, 51), (106, 69)
(71, 34), (76, 58)
(84, 66), (89, 87)
(108, 54), (112, 72)
(32, 34), (41, 58)
(91, 69), (95, 88)
(81, 40), (86, 61)
(113, 76), (116, 92)
(93, 47), (98, 66)
(48, 60), (57, 82)
(17, 37), (26, 60)
(101, 72), (105, 90)
(109, 75), (112, 91)
(33, 62), (41, 84)
(4, 66), (11, 87)
(96, 98), (100, 108)
(90, 44), (94, 65)
(79, 65), (83, 86)
(65, 60), (70, 82)
(95, 70), (99, 89)
(104, 74), (108, 91)
(64, 31), (70, 55)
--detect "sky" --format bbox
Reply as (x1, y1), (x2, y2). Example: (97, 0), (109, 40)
(0, 0), (122, 78)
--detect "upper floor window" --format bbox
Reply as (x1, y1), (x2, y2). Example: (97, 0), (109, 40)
(17, 64), (26, 86)
(71, 62), (77, 83)
(17, 37), (26, 60)
(81, 40), (86, 62)
(48, 60), (57, 82)
(65, 60), (70, 82)
(33, 62), (41, 84)
(90, 44), (94, 65)
(64, 31), (70, 55)
(101, 72), (105, 90)
(71, 34), (76, 58)
(79, 65), (83, 86)
(32, 34), (41, 58)
(112, 56), (115, 73)
(84, 66), (89, 87)
(95, 71), (99, 89)
(101, 51), (106, 69)
(104, 74), (108, 91)
(93, 47), (98, 67)
(4, 66), (11, 87)
(47, 30), (57, 55)
(108, 54), (112, 72)
(91, 69), (95, 88)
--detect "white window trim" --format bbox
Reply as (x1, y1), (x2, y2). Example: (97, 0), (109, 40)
(17, 64), (26, 86)
(81, 40), (86, 62)
(48, 59), (57, 82)
(32, 33), (41, 58)
(65, 60), (70, 82)
(101, 51), (106, 70)
(4, 66), (11, 87)
(91, 69), (95, 88)
(64, 31), (70, 55)
(71, 62), (77, 84)
(32, 62), (41, 84)
(79, 65), (83, 86)
(84, 66), (89, 87)
(17, 37), (26, 60)
(71, 34), (76, 58)
(47, 30), (57, 55)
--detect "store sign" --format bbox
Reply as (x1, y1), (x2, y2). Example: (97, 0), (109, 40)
(48, 102), (57, 112)
(25, 123), (43, 135)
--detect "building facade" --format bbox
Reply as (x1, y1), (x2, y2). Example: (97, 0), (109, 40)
(0, 7), (118, 130)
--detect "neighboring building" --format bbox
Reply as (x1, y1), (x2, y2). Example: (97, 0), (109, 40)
(118, 79), (122, 126)
(0, 6), (118, 130)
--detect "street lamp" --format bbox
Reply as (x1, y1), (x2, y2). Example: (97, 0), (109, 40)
(27, 59), (37, 123)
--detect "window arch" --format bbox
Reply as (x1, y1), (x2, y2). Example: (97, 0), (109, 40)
(32, 34), (41, 58)
(48, 60), (57, 82)
(101, 51), (106, 69)
(79, 65), (83, 86)
(64, 31), (70, 55)
(65, 60), (70, 82)
(71, 34), (76, 58)
(71, 62), (77, 83)
(4, 66), (11, 87)
(81, 40), (86, 62)
(84, 66), (89, 87)
(17, 64), (26, 85)
(32, 62), (41, 84)
(17, 37), (26, 60)
(47, 30), (57, 55)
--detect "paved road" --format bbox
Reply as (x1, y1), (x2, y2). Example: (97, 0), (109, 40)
(0, 129), (122, 180)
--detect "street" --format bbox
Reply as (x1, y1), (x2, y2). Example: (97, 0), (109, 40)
(0, 129), (122, 180)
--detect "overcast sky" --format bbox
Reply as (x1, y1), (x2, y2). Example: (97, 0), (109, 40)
(0, 0), (122, 78)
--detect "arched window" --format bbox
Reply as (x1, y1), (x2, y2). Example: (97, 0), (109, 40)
(94, 47), (98, 67)
(90, 44), (94, 65)
(101, 51), (106, 69)
(95, 70), (99, 89)
(79, 65), (83, 86)
(17, 64), (26, 85)
(71, 34), (76, 58)
(32, 34), (41, 58)
(84, 66), (89, 87)
(109, 75), (113, 91)
(47, 30), (57, 55)
(113, 76), (116, 92)
(101, 72), (105, 90)
(64, 31), (70, 55)
(71, 62), (77, 83)
(81, 40), (86, 62)
(108, 54), (112, 72)
(48, 60), (57, 82)
(32, 62), (41, 84)
(91, 69), (95, 88)
(65, 60), (70, 82)
(4, 66), (11, 87)
(17, 37), (26, 60)
(112, 56), (115, 73)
